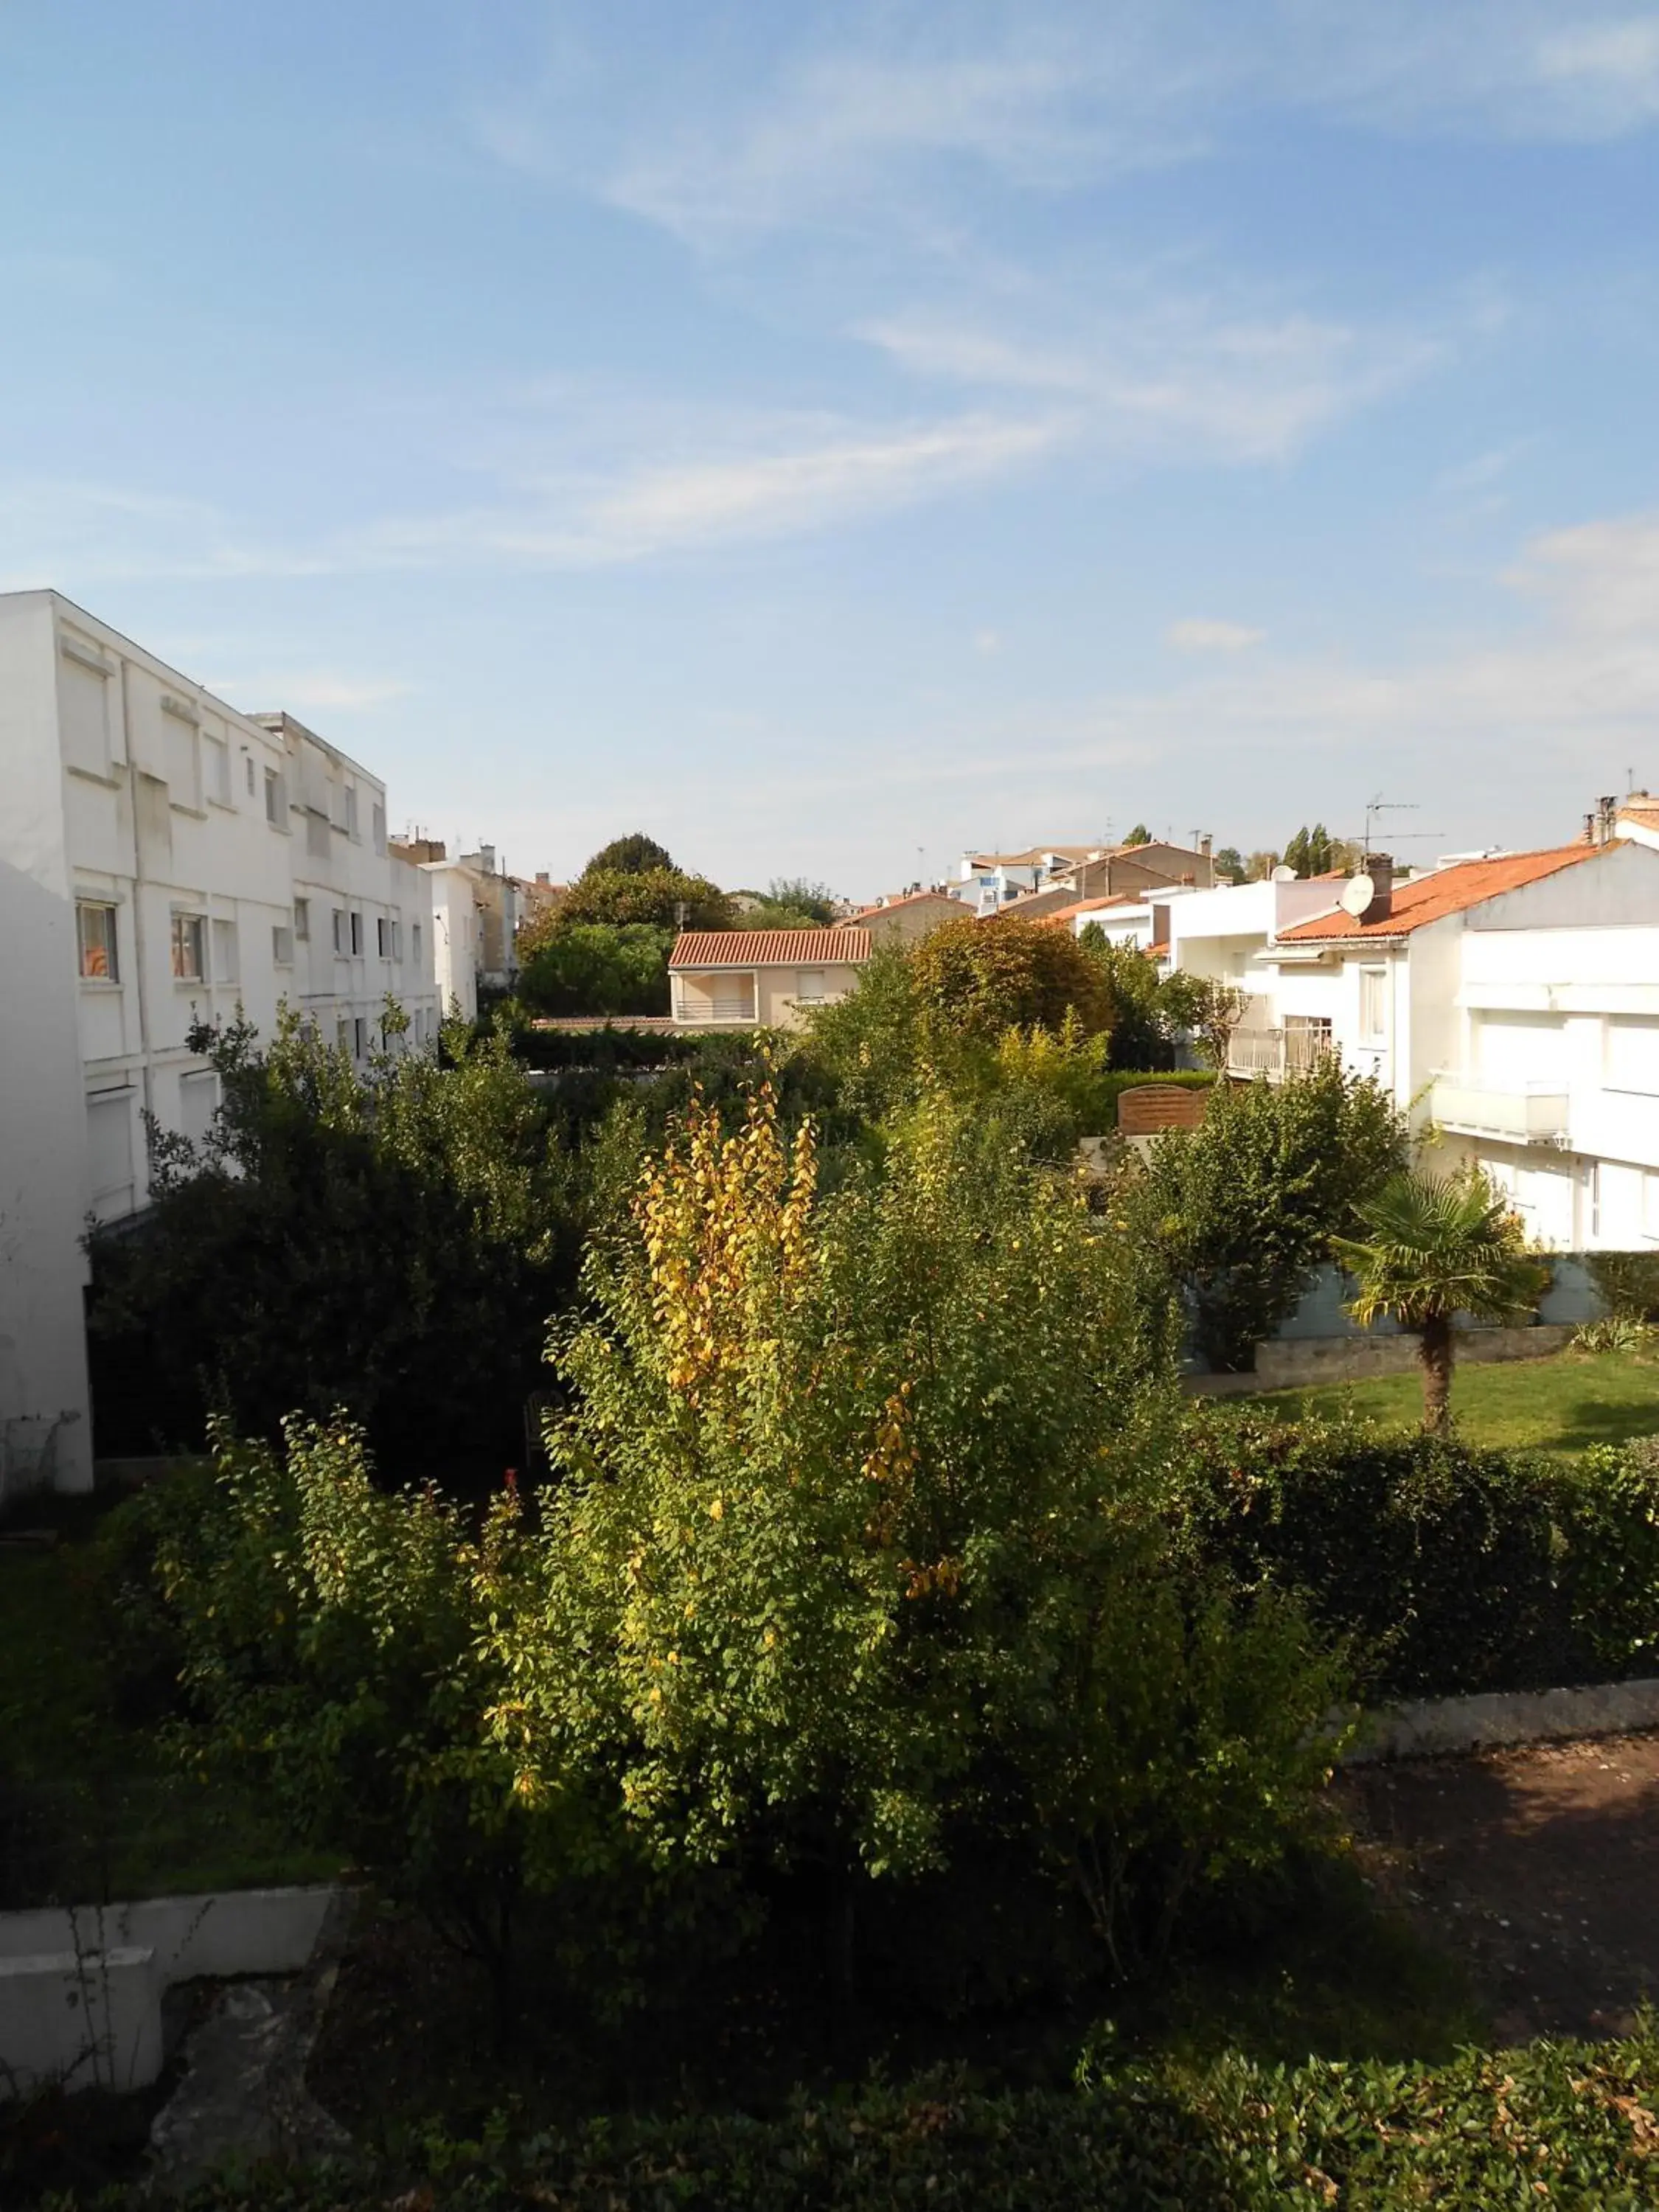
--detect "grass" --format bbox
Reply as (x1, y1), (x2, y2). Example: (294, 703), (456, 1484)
(0, 1489), (338, 1906)
(1249, 1346), (1659, 1457)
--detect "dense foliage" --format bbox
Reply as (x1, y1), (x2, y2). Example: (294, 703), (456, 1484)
(88, 1012), (585, 1486)
(583, 832), (675, 876)
(908, 915), (1112, 1040)
(27, 2024), (1659, 2209)
(554, 865), (734, 932)
(1181, 1412), (1659, 1699)
(515, 921), (674, 1018)
(1118, 1057), (1409, 1371)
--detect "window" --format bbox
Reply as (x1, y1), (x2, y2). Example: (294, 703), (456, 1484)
(337, 1018), (351, 1055)
(349, 911), (364, 956)
(272, 924), (294, 966)
(1606, 1018), (1659, 1096)
(411, 920), (422, 968)
(77, 901), (119, 983)
(264, 766), (286, 827)
(377, 915), (390, 959)
(86, 1091), (135, 1213)
(211, 917), (239, 984)
(353, 1016), (368, 1057)
(293, 898), (310, 942)
(372, 801), (386, 855)
(170, 912), (205, 982)
(245, 754), (255, 796)
(205, 735), (231, 806)
(797, 967), (828, 1004)
(1359, 967), (1387, 1043)
(178, 1071), (218, 1146)
(332, 907), (347, 955)
(344, 784), (359, 841)
(60, 656), (111, 776)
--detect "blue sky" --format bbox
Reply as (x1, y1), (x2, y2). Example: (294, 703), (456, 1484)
(4, 1), (1659, 897)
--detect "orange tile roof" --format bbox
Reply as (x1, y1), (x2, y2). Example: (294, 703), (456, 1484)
(852, 889), (967, 917)
(671, 928), (872, 967)
(1039, 892), (1144, 925)
(1276, 844), (1609, 943)
(1147, 940), (1170, 959)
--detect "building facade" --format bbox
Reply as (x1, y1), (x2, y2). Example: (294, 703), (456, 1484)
(1166, 842), (1659, 1251)
(669, 928), (870, 1029)
(0, 591), (440, 1498)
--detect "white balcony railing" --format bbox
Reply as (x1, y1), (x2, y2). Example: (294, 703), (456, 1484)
(1226, 1025), (1335, 1082)
(1429, 1080), (1570, 1146)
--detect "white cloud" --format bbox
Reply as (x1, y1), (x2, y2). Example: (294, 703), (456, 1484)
(481, 4), (1659, 251)
(1166, 618), (1265, 653)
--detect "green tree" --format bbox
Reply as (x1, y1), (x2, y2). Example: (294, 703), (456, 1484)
(1333, 1170), (1551, 1433)
(88, 1009), (583, 1486)
(1120, 1057), (1408, 1371)
(1078, 926), (1175, 1070)
(1122, 823), (1152, 848)
(1212, 846), (1247, 885)
(1156, 972), (1248, 1071)
(584, 832), (676, 877)
(557, 866), (735, 933)
(767, 876), (841, 925)
(1284, 824), (1336, 877)
(908, 916), (1111, 1041)
(1245, 850), (1281, 882)
(517, 921), (674, 1017)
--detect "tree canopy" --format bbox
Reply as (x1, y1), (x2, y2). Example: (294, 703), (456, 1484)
(582, 832), (676, 877)
(909, 916), (1112, 1040)
(767, 876), (841, 926)
(556, 866), (735, 933)
(1121, 823), (1152, 848)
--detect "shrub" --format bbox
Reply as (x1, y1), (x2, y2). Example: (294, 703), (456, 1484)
(1586, 1251), (1659, 1324)
(27, 2022), (1659, 2208)
(1573, 1314), (1655, 1354)
(480, 1080), (1339, 1968)
(515, 922), (674, 1018)
(1180, 1412), (1659, 1697)
(1119, 1059), (1408, 1372)
(88, 1010), (584, 1488)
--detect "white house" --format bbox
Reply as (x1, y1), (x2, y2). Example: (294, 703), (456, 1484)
(0, 591), (440, 1498)
(1166, 841), (1659, 1251)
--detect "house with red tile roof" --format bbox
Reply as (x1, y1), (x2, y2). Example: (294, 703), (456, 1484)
(668, 928), (871, 1031)
(1165, 839), (1659, 1248)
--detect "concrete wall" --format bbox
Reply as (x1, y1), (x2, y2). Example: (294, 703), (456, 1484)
(1189, 1321), (1579, 1394)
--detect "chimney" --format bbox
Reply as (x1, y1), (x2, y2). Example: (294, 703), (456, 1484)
(536, 869), (551, 886)
(1199, 833), (1212, 860)
(1366, 852), (1394, 921)
(1600, 795), (1618, 845)
(1584, 812), (1598, 846)
(479, 842), (497, 874)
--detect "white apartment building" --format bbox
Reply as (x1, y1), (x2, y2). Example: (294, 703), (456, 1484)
(1166, 841), (1659, 1250)
(0, 591), (440, 1497)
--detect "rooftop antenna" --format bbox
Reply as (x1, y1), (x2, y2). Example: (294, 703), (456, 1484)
(1363, 793), (1419, 855)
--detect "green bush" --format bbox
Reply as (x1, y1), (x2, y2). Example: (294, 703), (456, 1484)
(27, 2021), (1659, 2208)
(1118, 1060), (1408, 1373)
(1180, 1412), (1659, 1697)
(515, 921), (675, 1018)
(1587, 1250), (1659, 1324)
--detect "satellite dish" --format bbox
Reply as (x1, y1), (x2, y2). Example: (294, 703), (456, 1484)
(1340, 874), (1375, 918)
(1270, 864), (1296, 883)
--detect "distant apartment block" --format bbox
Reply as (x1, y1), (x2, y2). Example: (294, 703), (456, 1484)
(0, 591), (442, 1498)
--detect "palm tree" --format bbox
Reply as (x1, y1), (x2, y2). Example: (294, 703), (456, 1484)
(1332, 1170), (1551, 1435)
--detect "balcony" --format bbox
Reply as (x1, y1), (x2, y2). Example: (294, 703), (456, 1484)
(1227, 1023), (1335, 1082)
(1429, 1080), (1569, 1147)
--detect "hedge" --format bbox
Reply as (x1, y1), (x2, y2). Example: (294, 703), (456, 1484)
(1182, 1414), (1659, 1700)
(27, 2025), (1659, 2208)
(503, 1021), (706, 1073)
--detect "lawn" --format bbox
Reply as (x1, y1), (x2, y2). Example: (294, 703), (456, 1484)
(0, 1491), (338, 1907)
(1250, 1346), (1659, 1456)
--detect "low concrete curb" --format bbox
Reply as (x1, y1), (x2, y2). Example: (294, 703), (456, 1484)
(0, 1887), (338, 2098)
(1341, 1676), (1659, 1764)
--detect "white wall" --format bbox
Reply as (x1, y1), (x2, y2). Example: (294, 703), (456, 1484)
(0, 591), (448, 1494)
